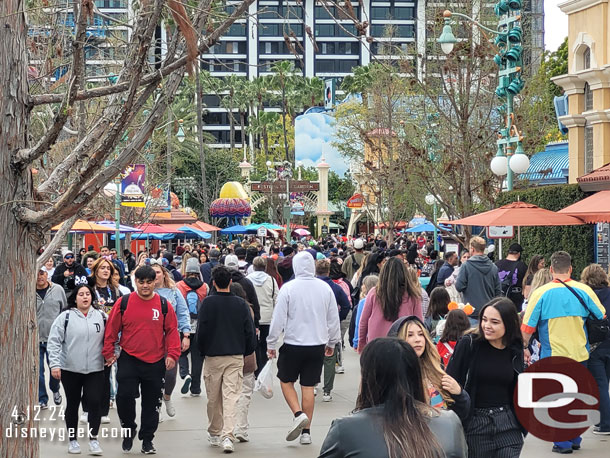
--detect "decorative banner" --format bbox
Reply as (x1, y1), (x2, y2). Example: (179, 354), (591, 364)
(347, 193), (364, 208)
(121, 164), (146, 207)
(290, 192), (305, 215)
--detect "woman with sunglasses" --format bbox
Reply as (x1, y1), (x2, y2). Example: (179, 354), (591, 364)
(150, 261), (191, 420)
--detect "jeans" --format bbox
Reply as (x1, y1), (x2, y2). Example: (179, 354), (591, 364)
(554, 360), (589, 449)
(39, 342), (60, 404)
(589, 343), (610, 431)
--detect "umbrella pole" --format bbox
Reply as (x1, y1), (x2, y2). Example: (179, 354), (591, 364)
(499, 239), (503, 261)
(518, 226), (521, 244)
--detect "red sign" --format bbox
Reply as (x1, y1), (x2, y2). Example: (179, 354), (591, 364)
(347, 193), (364, 208)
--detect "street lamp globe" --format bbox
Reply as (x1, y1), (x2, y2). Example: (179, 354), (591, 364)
(176, 120), (186, 143)
(490, 156), (508, 176)
(437, 11), (457, 55)
(266, 160), (272, 168)
(425, 194), (435, 206)
(509, 153), (530, 174)
(297, 160), (303, 168)
(103, 182), (118, 197)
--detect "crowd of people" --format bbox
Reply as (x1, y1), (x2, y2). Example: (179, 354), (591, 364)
(36, 232), (610, 456)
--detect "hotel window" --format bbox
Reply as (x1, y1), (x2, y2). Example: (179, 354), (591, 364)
(584, 125), (594, 173)
(584, 83), (593, 111)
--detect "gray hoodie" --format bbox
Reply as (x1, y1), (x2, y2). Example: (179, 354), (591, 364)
(36, 282), (67, 343)
(455, 255), (502, 314)
(47, 308), (106, 374)
(246, 271), (278, 325)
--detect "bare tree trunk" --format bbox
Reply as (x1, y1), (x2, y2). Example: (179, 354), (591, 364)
(281, 84), (289, 162)
(0, 1), (41, 456)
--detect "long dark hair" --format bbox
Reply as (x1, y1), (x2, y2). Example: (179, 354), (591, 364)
(425, 287), (450, 319)
(361, 252), (385, 279)
(357, 338), (443, 458)
(66, 284), (98, 310)
(477, 297), (522, 347)
(524, 254), (544, 285)
(440, 309), (471, 343)
(376, 257), (411, 322)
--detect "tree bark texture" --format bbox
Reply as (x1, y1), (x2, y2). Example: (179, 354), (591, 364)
(0, 1), (41, 457)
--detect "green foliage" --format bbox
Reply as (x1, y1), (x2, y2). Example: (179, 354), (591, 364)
(495, 184), (594, 276)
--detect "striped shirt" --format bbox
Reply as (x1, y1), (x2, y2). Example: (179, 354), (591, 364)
(521, 279), (606, 362)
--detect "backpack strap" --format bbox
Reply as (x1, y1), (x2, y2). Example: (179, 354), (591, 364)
(63, 310), (70, 341)
(120, 292), (167, 330)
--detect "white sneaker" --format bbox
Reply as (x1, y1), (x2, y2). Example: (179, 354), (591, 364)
(222, 438), (234, 453)
(314, 387), (318, 396)
(88, 439), (103, 455)
(323, 392), (332, 402)
(300, 433), (312, 445)
(286, 413), (309, 441)
(235, 431), (249, 442)
(100, 416), (110, 424)
(68, 440), (81, 454)
(164, 398), (176, 417)
(208, 435), (221, 447)
(80, 412), (88, 424)
(158, 409), (164, 423)
(335, 365), (345, 374)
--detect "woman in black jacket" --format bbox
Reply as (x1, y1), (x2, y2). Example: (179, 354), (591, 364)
(446, 297), (525, 458)
(319, 337), (467, 458)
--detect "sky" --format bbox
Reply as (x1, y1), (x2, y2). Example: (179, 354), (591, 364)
(545, 0), (568, 51)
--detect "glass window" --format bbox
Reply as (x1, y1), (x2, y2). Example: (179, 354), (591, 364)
(584, 83), (593, 111)
(317, 41), (359, 55)
(370, 24), (414, 38)
(584, 125), (594, 173)
(583, 47), (591, 70)
(315, 59), (359, 73)
(226, 23), (246, 36)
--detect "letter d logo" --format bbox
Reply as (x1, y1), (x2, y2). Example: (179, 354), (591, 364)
(518, 373), (578, 408)
(152, 309), (160, 321)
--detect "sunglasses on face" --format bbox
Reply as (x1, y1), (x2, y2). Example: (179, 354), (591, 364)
(65, 255), (74, 260)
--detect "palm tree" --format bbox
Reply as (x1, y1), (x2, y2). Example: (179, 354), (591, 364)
(219, 74), (245, 153)
(299, 77), (325, 108)
(270, 61), (297, 162)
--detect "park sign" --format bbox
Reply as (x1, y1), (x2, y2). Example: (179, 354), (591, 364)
(251, 181), (320, 193)
(347, 193), (364, 208)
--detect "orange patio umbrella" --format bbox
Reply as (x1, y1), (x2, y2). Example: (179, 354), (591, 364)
(448, 202), (584, 227)
(51, 219), (116, 233)
(192, 221), (221, 232)
(558, 190), (610, 224)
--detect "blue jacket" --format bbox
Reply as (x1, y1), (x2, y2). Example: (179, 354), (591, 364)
(156, 287), (191, 334)
(318, 276), (351, 321)
(201, 259), (219, 286)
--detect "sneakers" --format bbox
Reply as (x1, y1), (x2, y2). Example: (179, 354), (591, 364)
(158, 409), (164, 423)
(40, 402), (48, 410)
(300, 433), (312, 445)
(313, 387), (318, 396)
(53, 391), (62, 405)
(552, 445), (573, 454)
(88, 439), (103, 456)
(222, 438), (234, 453)
(80, 412), (88, 424)
(141, 440), (156, 454)
(208, 435), (222, 447)
(100, 416), (110, 424)
(323, 392), (332, 402)
(335, 365), (345, 374)
(286, 413), (309, 441)
(121, 428), (135, 452)
(180, 375), (192, 394)
(68, 440), (80, 454)
(109, 399), (114, 409)
(190, 392), (201, 397)
(163, 398), (176, 417)
(593, 426), (610, 435)
(235, 431), (250, 443)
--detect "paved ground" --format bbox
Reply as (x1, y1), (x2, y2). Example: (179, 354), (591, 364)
(38, 348), (609, 457)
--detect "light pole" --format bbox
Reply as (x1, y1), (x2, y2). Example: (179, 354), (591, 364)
(437, 4), (530, 191)
(425, 194), (439, 252)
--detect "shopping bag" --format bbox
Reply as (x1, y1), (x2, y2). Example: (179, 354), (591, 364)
(254, 359), (274, 399)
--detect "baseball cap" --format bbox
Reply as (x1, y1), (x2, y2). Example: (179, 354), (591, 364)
(224, 254), (239, 269)
(353, 239), (364, 250)
(508, 243), (523, 253)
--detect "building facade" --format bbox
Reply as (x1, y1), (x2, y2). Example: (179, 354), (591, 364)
(552, 0), (610, 183)
(200, 0), (545, 149)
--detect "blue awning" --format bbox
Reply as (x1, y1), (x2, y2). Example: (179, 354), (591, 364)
(220, 225), (250, 235)
(177, 226), (211, 239)
(519, 141), (569, 185)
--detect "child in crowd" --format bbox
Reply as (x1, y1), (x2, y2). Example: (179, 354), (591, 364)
(437, 309), (472, 368)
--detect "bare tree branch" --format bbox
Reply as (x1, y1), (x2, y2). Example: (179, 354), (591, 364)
(35, 213), (80, 271)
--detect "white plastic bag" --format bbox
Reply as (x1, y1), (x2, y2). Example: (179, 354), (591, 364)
(254, 359), (274, 399)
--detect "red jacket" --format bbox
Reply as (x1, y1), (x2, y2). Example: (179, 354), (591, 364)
(437, 340), (457, 368)
(103, 293), (181, 363)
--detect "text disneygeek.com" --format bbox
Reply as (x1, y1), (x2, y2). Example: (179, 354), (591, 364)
(5, 426), (132, 441)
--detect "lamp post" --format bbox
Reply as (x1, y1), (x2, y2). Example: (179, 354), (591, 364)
(437, 4), (530, 191)
(425, 194), (439, 252)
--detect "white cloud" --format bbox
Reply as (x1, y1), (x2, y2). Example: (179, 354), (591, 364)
(295, 112), (347, 176)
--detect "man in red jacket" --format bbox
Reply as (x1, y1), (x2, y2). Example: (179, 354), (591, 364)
(103, 265), (181, 455)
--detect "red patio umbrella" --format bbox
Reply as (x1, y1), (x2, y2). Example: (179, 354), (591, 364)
(448, 202), (584, 227)
(136, 223), (183, 234)
(558, 190), (610, 224)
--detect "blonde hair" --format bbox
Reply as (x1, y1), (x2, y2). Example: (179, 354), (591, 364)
(180, 252), (193, 277)
(397, 319), (454, 406)
(530, 268), (552, 294)
(90, 257), (118, 289)
(361, 274), (379, 301)
(581, 264), (609, 289)
(151, 264), (176, 289)
(469, 236), (486, 253)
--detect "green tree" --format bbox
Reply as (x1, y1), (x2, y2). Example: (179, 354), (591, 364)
(270, 61), (298, 162)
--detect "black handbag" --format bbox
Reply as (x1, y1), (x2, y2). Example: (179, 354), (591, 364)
(558, 280), (610, 345)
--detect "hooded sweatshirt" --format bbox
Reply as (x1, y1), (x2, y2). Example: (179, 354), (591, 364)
(455, 255), (502, 314)
(47, 308), (106, 374)
(267, 252), (341, 350)
(246, 271), (278, 325)
(37, 282), (67, 343)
